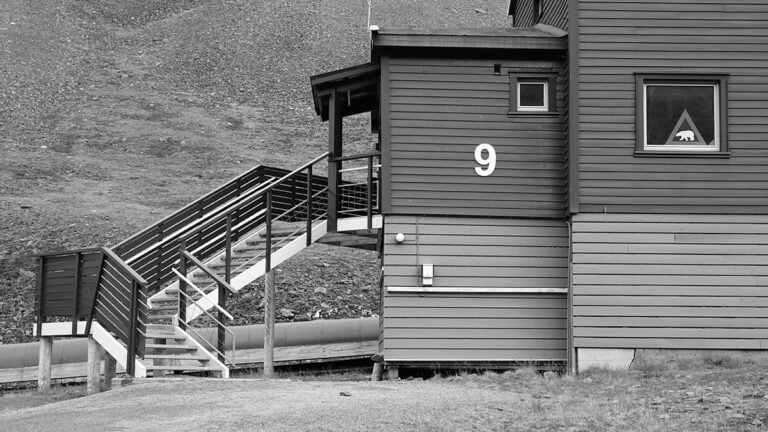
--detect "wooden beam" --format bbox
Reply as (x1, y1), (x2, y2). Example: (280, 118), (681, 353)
(263, 270), (275, 378)
(86, 336), (101, 395)
(327, 91), (342, 233)
(103, 352), (116, 391)
(37, 336), (52, 392)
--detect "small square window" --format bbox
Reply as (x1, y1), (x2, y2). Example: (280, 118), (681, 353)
(636, 74), (728, 155)
(508, 72), (557, 115)
(518, 80), (548, 111)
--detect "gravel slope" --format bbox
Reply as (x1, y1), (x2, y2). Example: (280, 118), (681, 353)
(0, 1), (512, 343)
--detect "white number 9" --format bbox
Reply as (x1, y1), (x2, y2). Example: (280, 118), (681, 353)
(474, 143), (496, 177)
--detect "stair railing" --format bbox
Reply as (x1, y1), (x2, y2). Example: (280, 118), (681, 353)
(178, 152), (331, 296)
(171, 269), (237, 366)
(328, 151), (381, 230)
(177, 244), (237, 363)
(86, 247), (148, 376)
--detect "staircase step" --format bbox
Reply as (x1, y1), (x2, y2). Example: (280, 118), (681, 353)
(145, 354), (210, 362)
(146, 365), (218, 372)
(148, 314), (177, 321)
(150, 304), (179, 311)
(145, 343), (198, 352)
(145, 332), (186, 341)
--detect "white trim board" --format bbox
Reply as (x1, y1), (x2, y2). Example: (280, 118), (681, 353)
(386, 287), (568, 294)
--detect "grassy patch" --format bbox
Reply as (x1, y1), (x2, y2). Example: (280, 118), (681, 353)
(0, 384), (86, 413)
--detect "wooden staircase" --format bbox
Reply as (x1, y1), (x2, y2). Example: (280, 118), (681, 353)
(36, 153), (381, 379)
(140, 323), (228, 377)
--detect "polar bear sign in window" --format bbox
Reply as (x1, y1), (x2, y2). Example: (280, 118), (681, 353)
(637, 75), (728, 154)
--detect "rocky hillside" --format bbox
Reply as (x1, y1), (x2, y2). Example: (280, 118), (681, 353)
(0, 0), (513, 343)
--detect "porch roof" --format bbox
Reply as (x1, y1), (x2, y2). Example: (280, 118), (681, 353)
(309, 62), (380, 121)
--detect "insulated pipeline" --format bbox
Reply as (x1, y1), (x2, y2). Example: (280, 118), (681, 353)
(0, 318), (379, 370)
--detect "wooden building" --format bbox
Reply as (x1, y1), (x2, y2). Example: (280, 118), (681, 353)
(33, 0), (768, 380)
(312, 0), (768, 372)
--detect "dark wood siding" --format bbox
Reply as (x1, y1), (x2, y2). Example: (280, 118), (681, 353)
(572, 214), (768, 350)
(385, 56), (567, 218)
(576, 0), (768, 214)
(38, 250), (102, 320)
(382, 215), (568, 362)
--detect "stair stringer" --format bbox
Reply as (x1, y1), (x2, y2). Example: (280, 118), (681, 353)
(185, 219), (329, 321)
(91, 321), (148, 378)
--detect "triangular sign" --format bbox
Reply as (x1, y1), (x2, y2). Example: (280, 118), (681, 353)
(665, 109), (707, 146)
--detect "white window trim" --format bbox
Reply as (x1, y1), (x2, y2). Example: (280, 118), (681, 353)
(642, 82), (720, 152)
(517, 80), (549, 112)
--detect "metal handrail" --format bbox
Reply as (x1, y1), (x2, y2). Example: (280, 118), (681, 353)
(177, 317), (236, 367)
(172, 269), (233, 321)
(173, 282), (236, 366)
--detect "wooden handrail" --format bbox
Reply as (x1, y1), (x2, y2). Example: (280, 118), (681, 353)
(179, 153), (329, 245)
(101, 247), (148, 285)
(112, 164), (266, 252)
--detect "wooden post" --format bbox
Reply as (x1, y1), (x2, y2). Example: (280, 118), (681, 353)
(126, 280), (138, 377)
(103, 352), (116, 391)
(263, 269), (275, 378)
(386, 366), (399, 381)
(37, 336), (53, 392)
(370, 363), (383, 381)
(306, 165), (313, 246)
(327, 91), (342, 232)
(87, 335), (101, 395)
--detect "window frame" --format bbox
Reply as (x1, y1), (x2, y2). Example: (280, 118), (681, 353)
(508, 71), (557, 116)
(635, 73), (729, 157)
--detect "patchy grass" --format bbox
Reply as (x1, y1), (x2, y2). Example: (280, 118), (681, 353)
(1, 360), (766, 431)
(0, 384), (85, 413)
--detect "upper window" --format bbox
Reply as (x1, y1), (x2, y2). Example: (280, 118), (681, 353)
(509, 72), (557, 115)
(518, 80), (548, 111)
(636, 74), (728, 155)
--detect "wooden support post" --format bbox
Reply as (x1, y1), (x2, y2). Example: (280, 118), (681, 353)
(371, 362), (383, 382)
(103, 352), (116, 391)
(386, 366), (399, 381)
(263, 269), (275, 378)
(327, 91), (342, 232)
(87, 335), (101, 395)
(37, 336), (53, 392)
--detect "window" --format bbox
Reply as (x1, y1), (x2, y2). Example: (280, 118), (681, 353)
(509, 72), (557, 115)
(636, 74), (728, 155)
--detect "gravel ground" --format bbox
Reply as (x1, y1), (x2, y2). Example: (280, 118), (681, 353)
(2, 360), (767, 431)
(0, 0), (512, 343)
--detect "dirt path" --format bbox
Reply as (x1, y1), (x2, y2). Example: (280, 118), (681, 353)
(1, 379), (520, 431)
(2, 364), (767, 431)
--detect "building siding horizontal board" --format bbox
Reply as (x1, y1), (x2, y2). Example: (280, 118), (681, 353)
(386, 56), (567, 218)
(576, 0), (768, 214)
(571, 213), (768, 350)
(382, 215), (568, 362)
